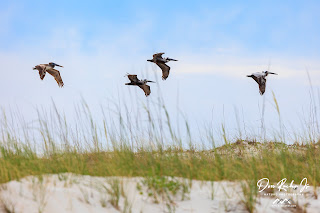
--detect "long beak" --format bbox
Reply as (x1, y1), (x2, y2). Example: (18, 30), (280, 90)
(246, 75), (252, 77)
(57, 64), (64, 68)
(147, 59), (153, 62)
(269, 72), (277, 75)
(168, 58), (178, 61)
(147, 81), (155, 83)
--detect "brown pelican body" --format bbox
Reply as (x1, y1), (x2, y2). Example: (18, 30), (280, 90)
(247, 71), (277, 95)
(125, 74), (155, 96)
(33, 62), (64, 87)
(147, 53), (177, 80)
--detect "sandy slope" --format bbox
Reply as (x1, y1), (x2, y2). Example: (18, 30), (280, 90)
(0, 174), (319, 213)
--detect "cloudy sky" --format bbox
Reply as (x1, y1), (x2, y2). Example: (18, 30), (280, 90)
(0, 0), (319, 144)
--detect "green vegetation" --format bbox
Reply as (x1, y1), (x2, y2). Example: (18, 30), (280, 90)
(0, 97), (319, 184)
(138, 176), (190, 203)
(0, 93), (319, 212)
(0, 137), (319, 185)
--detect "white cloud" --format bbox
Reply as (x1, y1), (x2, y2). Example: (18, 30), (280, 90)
(172, 52), (320, 85)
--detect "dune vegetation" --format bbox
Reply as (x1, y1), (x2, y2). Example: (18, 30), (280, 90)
(0, 96), (319, 183)
(0, 92), (319, 212)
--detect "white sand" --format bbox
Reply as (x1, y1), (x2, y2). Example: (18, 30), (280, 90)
(0, 174), (319, 213)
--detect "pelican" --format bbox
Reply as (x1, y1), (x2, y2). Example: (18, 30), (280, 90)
(33, 62), (64, 87)
(247, 71), (277, 95)
(125, 74), (155, 96)
(147, 52), (177, 80)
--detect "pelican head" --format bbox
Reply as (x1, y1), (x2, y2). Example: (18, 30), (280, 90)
(263, 71), (277, 76)
(49, 62), (63, 68)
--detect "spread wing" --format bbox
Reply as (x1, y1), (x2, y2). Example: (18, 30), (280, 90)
(138, 84), (151, 96)
(259, 78), (266, 95)
(156, 62), (170, 80)
(46, 69), (64, 87)
(250, 75), (266, 95)
(34, 65), (46, 80)
(250, 75), (260, 85)
(127, 74), (139, 82)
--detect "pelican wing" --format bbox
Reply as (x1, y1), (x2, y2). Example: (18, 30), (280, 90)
(46, 69), (64, 87)
(138, 84), (151, 96)
(34, 65), (46, 80)
(127, 74), (139, 83)
(156, 62), (170, 80)
(259, 78), (266, 95)
(249, 75), (266, 95)
(250, 75), (260, 85)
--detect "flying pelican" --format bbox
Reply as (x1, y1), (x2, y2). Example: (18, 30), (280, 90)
(147, 53), (177, 80)
(33, 62), (64, 87)
(247, 71), (277, 95)
(125, 74), (155, 96)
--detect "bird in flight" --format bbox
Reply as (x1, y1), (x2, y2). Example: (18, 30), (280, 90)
(125, 74), (155, 96)
(147, 53), (177, 80)
(33, 62), (64, 87)
(247, 71), (277, 95)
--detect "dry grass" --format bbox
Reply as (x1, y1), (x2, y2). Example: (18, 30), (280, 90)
(0, 92), (319, 212)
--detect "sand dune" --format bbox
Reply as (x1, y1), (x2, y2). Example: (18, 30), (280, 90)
(0, 174), (319, 213)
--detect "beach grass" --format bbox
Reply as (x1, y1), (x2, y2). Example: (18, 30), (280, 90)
(0, 139), (319, 184)
(0, 94), (319, 212)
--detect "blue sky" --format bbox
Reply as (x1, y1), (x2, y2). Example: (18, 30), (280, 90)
(0, 0), (319, 145)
